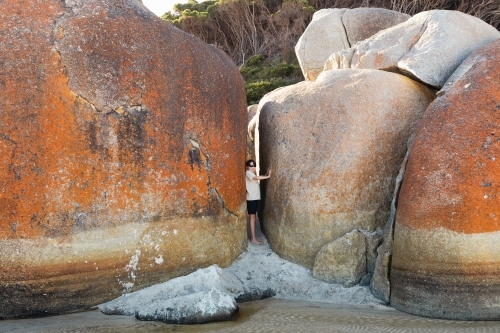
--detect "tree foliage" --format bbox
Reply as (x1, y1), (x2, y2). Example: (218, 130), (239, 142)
(162, 0), (500, 65)
(240, 54), (303, 104)
(161, 0), (500, 104)
(162, 0), (313, 65)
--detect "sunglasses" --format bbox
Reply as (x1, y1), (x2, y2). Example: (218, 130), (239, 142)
(248, 164), (255, 167)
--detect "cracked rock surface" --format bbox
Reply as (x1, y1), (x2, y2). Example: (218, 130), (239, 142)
(0, 0), (247, 319)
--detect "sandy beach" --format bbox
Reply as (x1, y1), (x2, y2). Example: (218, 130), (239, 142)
(4, 223), (500, 333)
(4, 297), (500, 333)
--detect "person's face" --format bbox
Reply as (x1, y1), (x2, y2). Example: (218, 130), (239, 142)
(247, 163), (256, 171)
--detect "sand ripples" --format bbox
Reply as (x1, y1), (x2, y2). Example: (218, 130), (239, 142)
(4, 298), (500, 333)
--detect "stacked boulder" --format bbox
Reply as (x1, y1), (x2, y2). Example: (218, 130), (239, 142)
(0, 0), (247, 319)
(296, 8), (410, 81)
(257, 7), (500, 320)
(323, 10), (500, 88)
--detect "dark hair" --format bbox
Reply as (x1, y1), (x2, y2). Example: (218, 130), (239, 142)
(246, 159), (256, 167)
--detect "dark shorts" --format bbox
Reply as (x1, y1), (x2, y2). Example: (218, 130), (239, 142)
(246, 200), (259, 214)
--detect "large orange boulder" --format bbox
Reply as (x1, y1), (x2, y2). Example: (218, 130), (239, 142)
(0, 0), (247, 319)
(391, 40), (500, 320)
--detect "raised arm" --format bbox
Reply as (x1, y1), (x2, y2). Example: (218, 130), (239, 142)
(252, 169), (271, 180)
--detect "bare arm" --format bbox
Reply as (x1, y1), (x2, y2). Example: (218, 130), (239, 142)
(252, 169), (271, 180)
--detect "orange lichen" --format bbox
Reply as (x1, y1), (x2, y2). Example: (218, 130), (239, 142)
(0, 0), (246, 241)
(0, 0), (247, 318)
(397, 40), (500, 234)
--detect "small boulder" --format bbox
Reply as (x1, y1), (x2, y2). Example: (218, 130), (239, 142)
(100, 265), (243, 316)
(327, 10), (500, 88)
(313, 230), (366, 287)
(135, 288), (238, 324)
(295, 8), (408, 81)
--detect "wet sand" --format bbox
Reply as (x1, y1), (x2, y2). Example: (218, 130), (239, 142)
(3, 298), (500, 333)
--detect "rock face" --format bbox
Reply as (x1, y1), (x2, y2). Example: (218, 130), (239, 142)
(342, 8), (410, 48)
(391, 40), (500, 320)
(295, 8), (409, 81)
(135, 288), (238, 324)
(100, 247), (382, 318)
(325, 10), (500, 88)
(313, 230), (366, 287)
(100, 265), (244, 316)
(247, 105), (258, 161)
(258, 69), (435, 268)
(369, 151), (408, 303)
(0, 0), (247, 319)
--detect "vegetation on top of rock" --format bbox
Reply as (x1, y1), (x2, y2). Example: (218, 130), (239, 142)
(161, 0), (313, 65)
(162, 0), (500, 64)
(240, 54), (303, 104)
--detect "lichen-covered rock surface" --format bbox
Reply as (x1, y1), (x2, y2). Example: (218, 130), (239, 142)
(391, 39), (500, 320)
(257, 69), (435, 269)
(295, 8), (409, 81)
(325, 10), (500, 88)
(0, 0), (247, 319)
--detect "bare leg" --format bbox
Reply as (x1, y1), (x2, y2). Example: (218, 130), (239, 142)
(249, 214), (262, 245)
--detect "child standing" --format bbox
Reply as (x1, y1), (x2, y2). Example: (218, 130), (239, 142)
(245, 159), (271, 245)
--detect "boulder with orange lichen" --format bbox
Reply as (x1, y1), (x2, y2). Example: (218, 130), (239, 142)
(0, 0), (247, 319)
(391, 39), (500, 320)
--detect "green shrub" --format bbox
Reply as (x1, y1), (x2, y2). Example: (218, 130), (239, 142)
(269, 62), (299, 77)
(246, 54), (264, 66)
(240, 54), (303, 104)
(245, 78), (300, 104)
(246, 80), (279, 105)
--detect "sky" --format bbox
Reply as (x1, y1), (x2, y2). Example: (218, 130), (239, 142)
(142, 0), (188, 16)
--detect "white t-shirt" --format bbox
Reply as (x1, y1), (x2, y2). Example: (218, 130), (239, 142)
(245, 170), (261, 200)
